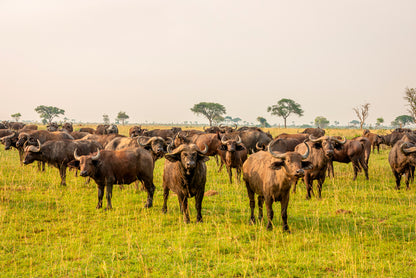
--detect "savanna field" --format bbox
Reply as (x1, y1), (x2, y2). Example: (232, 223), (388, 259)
(0, 126), (415, 277)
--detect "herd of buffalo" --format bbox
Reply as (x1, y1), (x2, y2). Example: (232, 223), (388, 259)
(0, 121), (415, 232)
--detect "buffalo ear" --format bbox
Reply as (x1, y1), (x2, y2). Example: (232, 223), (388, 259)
(165, 153), (181, 162)
(67, 160), (80, 169)
(198, 154), (209, 163)
(302, 161), (313, 170)
(270, 160), (284, 170)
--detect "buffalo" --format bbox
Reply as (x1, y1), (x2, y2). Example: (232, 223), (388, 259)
(217, 135), (248, 183)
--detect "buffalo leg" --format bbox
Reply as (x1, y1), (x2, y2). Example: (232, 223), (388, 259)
(317, 175), (325, 199)
(97, 184), (105, 209)
(142, 178), (155, 208)
(59, 165), (67, 186)
(393, 171), (401, 190)
(162, 186), (170, 213)
(236, 167), (242, 184)
(359, 157), (369, 180)
(352, 161), (359, 181)
(195, 189), (204, 223)
(280, 192), (290, 232)
(305, 175), (313, 199)
(245, 181), (256, 224)
(226, 166), (233, 184)
(105, 183), (113, 210)
(258, 195), (264, 221)
(292, 180), (298, 193)
(265, 197), (274, 230)
(177, 194), (190, 223)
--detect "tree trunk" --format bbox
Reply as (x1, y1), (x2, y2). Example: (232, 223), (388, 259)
(283, 118), (287, 128)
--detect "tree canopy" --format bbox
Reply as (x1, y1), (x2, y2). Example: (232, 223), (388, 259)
(116, 111), (129, 125)
(314, 116), (329, 128)
(353, 103), (370, 129)
(256, 116), (270, 128)
(103, 114), (110, 125)
(11, 113), (21, 122)
(34, 105), (65, 124)
(267, 98), (303, 128)
(403, 87), (416, 119)
(190, 102), (226, 126)
(394, 115), (414, 127)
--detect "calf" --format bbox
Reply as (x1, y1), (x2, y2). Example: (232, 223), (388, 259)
(242, 142), (312, 231)
(23, 139), (102, 185)
(162, 144), (209, 223)
(217, 135), (248, 183)
(73, 147), (155, 209)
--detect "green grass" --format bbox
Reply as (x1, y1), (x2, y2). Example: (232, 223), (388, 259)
(0, 127), (415, 277)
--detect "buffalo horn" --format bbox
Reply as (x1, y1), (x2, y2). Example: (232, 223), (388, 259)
(331, 136), (347, 144)
(268, 140), (286, 159)
(198, 143), (209, 155)
(300, 142), (310, 159)
(74, 148), (81, 160)
(221, 135), (230, 145)
(256, 142), (264, 150)
(27, 139), (41, 152)
(2, 132), (16, 140)
(309, 135), (329, 142)
(236, 135), (242, 144)
(400, 142), (416, 154)
(137, 136), (152, 146)
(91, 149), (100, 160)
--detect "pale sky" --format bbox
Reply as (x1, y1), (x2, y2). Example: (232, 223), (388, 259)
(1, 0), (415, 126)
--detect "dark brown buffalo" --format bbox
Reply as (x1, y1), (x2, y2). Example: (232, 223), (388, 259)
(0, 129), (14, 139)
(73, 147), (155, 209)
(380, 131), (406, 147)
(0, 122), (7, 129)
(242, 142), (311, 231)
(23, 139), (102, 185)
(105, 137), (138, 151)
(229, 128), (272, 154)
(61, 122), (73, 132)
(78, 127), (95, 134)
(95, 124), (117, 135)
(19, 125), (38, 132)
(266, 138), (303, 152)
(294, 136), (345, 199)
(143, 127), (181, 140)
(47, 122), (60, 131)
(301, 127), (325, 138)
(129, 126), (145, 137)
(16, 130), (75, 148)
(328, 139), (369, 180)
(217, 135), (248, 183)
(363, 130), (383, 153)
(68, 131), (90, 140)
(0, 131), (25, 163)
(276, 133), (309, 141)
(9, 122), (25, 131)
(137, 136), (170, 161)
(352, 136), (371, 165)
(162, 143), (209, 223)
(388, 140), (416, 189)
(81, 133), (124, 148)
(173, 132), (221, 158)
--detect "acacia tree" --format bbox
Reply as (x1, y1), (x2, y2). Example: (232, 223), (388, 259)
(11, 113), (21, 122)
(353, 103), (370, 129)
(267, 98), (303, 128)
(257, 116), (270, 128)
(403, 87), (416, 119)
(116, 111), (129, 125)
(191, 102), (226, 126)
(103, 114), (110, 125)
(376, 117), (384, 128)
(34, 105), (65, 124)
(314, 116), (329, 128)
(394, 115), (414, 127)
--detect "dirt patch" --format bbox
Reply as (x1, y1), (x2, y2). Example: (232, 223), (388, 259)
(204, 190), (219, 197)
(336, 209), (352, 214)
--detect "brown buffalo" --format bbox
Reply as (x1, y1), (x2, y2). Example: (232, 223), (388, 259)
(16, 130), (74, 148)
(242, 142), (311, 231)
(129, 126), (146, 137)
(73, 147), (155, 209)
(162, 143), (209, 223)
(78, 127), (95, 134)
(81, 133), (124, 148)
(217, 135), (248, 183)
(363, 130), (383, 153)
(389, 140), (416, 189)
(301, 127), (325, 138)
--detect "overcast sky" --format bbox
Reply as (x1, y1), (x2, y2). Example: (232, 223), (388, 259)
(1, 0), (415, 126)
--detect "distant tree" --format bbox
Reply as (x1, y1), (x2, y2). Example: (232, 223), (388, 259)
(11, 113), (21, 122)
(334, 121), (340, 127)
(231, 117), (241, 124)
(350, 120), (360, 127)
(103, 114), (110, 125)
(257, 116), (271, 128)
(267, 98), (304, 128)
(34, 105), (65, 124)
(190, 102), (226, 126)
(314, 116), (330, 128)
(116, 111), (129, 125)
(353, 103), (370, 129)
(376, 117), (384, 128)
(212, 115), (224, 125)
(403, 87), (416, 119)
(224, 116), (233, 124)
(391, 120), (400, 128)
(394, 115), (414, 127)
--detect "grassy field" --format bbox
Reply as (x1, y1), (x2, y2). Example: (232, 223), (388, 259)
(0, 126), (415, 277)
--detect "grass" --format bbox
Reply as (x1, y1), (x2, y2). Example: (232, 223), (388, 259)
(0, 126), (415, 277)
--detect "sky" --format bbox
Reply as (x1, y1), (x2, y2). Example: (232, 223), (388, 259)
(1, 0), (415, 126)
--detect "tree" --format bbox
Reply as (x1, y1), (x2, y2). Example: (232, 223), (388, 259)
(34, 105), (65, 124)
(334, 121), (340, 127)
(314, 116), (329, 128)
(403, 87), (416, 119)
(116, 111), (129, 125)
(103, 114), (110, 125)
(350, 120), (360, 128)
(231, 117), (241, 124)
(353, 103), (370, 129)
(190, 102), (226, 126)
(257, 116), (271, 128)
(394, 115), (414, 127)
(267, 98), (304, 128)
(11, 113), (21, 122)
(376, 117), (384, 128)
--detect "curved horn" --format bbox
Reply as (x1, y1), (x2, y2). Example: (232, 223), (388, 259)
(219, 124), (225, 128)
(256, 142), (264, 150)
(268, 140), (286, 159)
(74, 148), (81, 161)
(300, 142), (310, 159)
(198, 143), (208, 154)
(221, 135), (230, 145)
(331, 136), (347, 144)
(233, 123), (238, 131)
(91, 149), (100, 160)
(309, 135), (329, 142)
(137, 136), (152, 147)
(236, 135), (242, 144)
(167, 143), (187, 155)
(400, 142), (416, 154)
(27, 139), (41, 152)
(2, 131), (16, 140)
